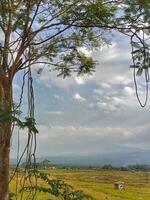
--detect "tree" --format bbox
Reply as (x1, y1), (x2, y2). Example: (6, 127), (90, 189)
(0, 0), (149, 199)
(102, 164), (114, 170)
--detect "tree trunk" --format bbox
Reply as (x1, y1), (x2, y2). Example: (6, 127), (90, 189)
(0, 80), (12, 200)
(0, 143), (10, 200)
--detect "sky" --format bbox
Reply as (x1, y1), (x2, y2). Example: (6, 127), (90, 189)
(10, 33), (150, 159)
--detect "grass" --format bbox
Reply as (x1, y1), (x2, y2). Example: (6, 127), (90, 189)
(10, 168), (150, 200)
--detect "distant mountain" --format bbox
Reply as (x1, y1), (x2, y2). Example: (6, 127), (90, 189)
(10, 150), (150, 167)
(36, 151), (150, 167)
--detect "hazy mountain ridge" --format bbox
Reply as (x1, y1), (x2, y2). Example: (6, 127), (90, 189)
(11, 150), (150, 167)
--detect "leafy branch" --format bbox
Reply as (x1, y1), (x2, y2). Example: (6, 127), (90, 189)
(20, 171), (93, 200)
(0, 110), (38, 134)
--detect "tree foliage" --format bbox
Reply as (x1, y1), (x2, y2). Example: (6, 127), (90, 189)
(0, 0), (148, 80)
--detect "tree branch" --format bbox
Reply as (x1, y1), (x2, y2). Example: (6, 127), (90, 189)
(2, 0), (13, 70)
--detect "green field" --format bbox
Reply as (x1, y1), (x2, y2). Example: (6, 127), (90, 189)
(10, 168), (150, 200)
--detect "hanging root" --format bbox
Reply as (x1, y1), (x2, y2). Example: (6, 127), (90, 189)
(10, 67), (38, 200)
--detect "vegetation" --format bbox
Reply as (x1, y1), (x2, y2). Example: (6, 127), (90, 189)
(21, 159), (52, 168)
(20, 160), (150, 172)
(24, 170), (93, 200)
(102, 164), (150, 172)
(9, 168), (150, 200)
(127, 164), (150, 172)
(0, 0), (149, 199)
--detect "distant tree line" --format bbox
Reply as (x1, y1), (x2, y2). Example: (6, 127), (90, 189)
(19, 160), (150, 172)
(21, 159), (53, 169)
(101, 164), (150, 172)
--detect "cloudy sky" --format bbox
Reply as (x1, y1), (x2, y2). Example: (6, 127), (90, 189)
(11, 33), (150, 159)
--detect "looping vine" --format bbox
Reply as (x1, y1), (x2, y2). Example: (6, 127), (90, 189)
(130, 29), (150, 107)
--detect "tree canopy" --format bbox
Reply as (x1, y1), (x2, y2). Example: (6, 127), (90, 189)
(0, 0), (149, 80)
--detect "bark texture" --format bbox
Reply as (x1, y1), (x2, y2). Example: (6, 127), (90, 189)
(0, 78), (12, 200)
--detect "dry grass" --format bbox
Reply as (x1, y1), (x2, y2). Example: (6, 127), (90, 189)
(10, 168), (150, 200)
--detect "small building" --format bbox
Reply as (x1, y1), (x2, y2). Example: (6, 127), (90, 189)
(114, 181), (124, 190)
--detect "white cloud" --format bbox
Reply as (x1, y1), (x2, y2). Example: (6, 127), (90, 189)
(36, 65), (92, 88)
(94, 89), (103, 95)
(75, 77), (85, 85)
(112, 97), (125, 106)
(97, 101), (116, 112)
(101, 82), (111, 89)
(78, 47), (92, 57)
(96, 95), (134, 112)
(41, 72), (71, 88)
(11, 122), (150, 157)
(124, 86), (134, 96)
(36, 123), (150, 153)
(111, 75), (131, 86)
(73, 93), (86, 102)
(98, 42), (121, 61)
(46, 111), (62, 115)
(34, 34), (132, 89)
(10, 32), (150, 160)
(35, 124), (133, 139)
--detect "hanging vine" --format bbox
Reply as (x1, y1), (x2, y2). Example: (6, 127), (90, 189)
(8, 67), (38, 200)
(130, 29), (150, 107)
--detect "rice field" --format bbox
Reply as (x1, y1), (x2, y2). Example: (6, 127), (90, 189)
(10, 168), (150, 200)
